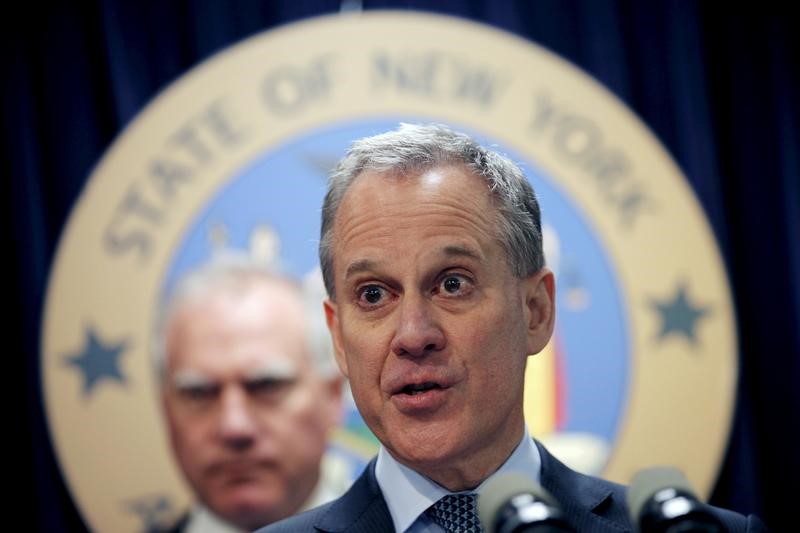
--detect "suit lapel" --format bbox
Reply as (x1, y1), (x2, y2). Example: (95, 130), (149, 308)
(537, 440), (631, 532)
(311, 442), (630, 532)
(314, 459), (394, 532)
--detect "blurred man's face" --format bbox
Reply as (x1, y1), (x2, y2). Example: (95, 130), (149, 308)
(324, 165), (554, 491)
(163, 278), (341, 530)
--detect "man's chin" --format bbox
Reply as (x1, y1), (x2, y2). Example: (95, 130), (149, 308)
(385, 424), (464, 466)
(215, 501), (285, 531)
(209, 489), (290, 530)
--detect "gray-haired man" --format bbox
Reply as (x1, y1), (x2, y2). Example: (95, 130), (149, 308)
(258, 123), (767, 532)
(157, 257), (346, 532)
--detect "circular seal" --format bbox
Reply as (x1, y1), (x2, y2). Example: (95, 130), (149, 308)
(41, 11), (738, 532)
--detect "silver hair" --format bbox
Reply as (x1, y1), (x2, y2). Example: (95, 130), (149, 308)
(153, 252), (337, 382)
(319, 123), (545, 299)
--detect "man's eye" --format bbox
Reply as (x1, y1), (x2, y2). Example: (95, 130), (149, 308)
(358, 284), (387, 306)
(443, 276), (462, 293)
(439, 274), (473, 296)
(179, 385), (218, 402)
(246, 377), (293, 399)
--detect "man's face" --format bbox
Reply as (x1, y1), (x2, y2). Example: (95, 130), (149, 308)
(325, 165), (554, 490)
(162, 279), (341, 530)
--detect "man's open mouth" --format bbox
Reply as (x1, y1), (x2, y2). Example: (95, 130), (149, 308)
(401, 382), (443, 395)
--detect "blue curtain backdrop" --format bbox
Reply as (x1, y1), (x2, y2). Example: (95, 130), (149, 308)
(5, 1), (797, 531)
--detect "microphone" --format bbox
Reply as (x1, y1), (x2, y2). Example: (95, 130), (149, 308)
(477, 473), (576, 532)
(627, 466), (724, 533)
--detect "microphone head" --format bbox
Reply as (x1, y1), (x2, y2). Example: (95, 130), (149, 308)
(627, 467), (694, 522)
(478, 473), (573, 533)
(627, 466), (722, 533)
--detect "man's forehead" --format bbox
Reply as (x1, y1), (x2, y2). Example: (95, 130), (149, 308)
(336, 165), (494, 225)
(325, 162), (509, 295)
(169, 276), (307, 329)
(187, 275), (300, 308)
(343, 244), (484, 279)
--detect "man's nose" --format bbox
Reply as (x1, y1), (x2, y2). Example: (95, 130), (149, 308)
(217, 386), (257, 450)
(390, 294), (446, 357)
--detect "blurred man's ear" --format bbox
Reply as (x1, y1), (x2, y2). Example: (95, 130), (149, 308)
(523, 268), (556, 356)
(323, 373), (345, 426)
(324, 299), (349, 378)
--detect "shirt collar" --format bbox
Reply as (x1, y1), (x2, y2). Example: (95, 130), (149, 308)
(375, 426), (541, 533)
(185, 505), (243, 533)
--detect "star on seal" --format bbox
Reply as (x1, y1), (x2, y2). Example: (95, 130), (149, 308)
(65, 326), (129, 397)
(650, 283), (711, 346)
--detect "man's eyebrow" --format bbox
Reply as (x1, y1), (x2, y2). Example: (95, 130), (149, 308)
(441, 244), (482, 261)
(344, 247), (481, 279)
(173, 370), (213, 390)
(244, 361), (299, 382)
(344, 258), (381, 280)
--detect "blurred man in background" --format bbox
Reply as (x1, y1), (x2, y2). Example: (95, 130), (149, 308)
(156, 255), (347, 532)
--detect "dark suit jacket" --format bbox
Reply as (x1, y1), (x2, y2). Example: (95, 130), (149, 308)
(257, 441), (768, 532)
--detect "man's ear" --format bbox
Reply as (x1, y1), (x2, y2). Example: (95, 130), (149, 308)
(523, 268), (556, 355)
(323, 373), (345, 426)
(324, 298), (349, 378)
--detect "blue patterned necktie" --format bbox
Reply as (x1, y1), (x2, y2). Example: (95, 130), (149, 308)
(426, 493), (483, 533)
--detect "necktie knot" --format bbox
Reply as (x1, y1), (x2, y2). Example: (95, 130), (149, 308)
(426, 493), (483, 533)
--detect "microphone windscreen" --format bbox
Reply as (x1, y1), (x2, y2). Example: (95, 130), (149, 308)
(626, 466), (695, 525)
(477, 472), (557, 530)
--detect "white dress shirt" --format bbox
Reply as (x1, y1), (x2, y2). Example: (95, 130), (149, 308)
(375, 427), (542, 533)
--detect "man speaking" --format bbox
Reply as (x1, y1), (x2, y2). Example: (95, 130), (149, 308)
(259, 124), (766, 532)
